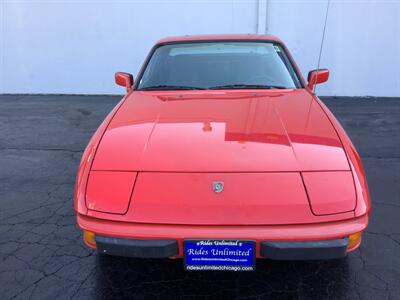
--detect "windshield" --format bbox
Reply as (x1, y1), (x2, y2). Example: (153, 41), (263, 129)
(137, 42), (301, 90)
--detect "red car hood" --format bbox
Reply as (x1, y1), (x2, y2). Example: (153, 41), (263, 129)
(92, 89), (349, 172)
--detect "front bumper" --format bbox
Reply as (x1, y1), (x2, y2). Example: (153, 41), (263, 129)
(261, 239), (348, 260)
(96, 236), (178, 258)
(77, 213), (368, 259)
(95, 235), (349, 260)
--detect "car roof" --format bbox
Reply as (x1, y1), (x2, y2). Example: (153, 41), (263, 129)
(156, 34), (283, 45)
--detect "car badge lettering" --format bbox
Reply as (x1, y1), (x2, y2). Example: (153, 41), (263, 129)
(212, 181), (224, 193)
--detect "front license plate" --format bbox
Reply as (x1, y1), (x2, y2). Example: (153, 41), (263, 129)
(184, 240), (255, 271)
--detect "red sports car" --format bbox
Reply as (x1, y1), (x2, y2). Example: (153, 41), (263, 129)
(75, 35), (371, 271)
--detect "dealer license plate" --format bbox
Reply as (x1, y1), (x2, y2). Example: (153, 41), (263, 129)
(184, 240), (255, 271)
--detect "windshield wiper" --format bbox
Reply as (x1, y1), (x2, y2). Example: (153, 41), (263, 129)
(139, 85), (205, 90)
(208, 84), (288, 90)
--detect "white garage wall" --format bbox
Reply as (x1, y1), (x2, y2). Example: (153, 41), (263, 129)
(268, 1), (400, 97)
(1, 0), (399, 96)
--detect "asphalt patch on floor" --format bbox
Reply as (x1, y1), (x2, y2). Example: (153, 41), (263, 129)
(0, 95), (399, 299)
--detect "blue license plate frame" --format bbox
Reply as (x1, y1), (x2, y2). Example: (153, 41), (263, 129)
(184, 239), (256, 271)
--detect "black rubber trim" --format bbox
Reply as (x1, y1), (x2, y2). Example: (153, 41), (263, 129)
(261, 238), (348, 260)
(96, 236), (178, 258)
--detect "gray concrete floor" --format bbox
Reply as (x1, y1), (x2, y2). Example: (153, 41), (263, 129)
(0, 94), (399, 299)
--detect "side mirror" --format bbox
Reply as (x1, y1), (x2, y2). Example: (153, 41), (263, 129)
(307, 69), (329, 90)
(115, 72), (134, 92)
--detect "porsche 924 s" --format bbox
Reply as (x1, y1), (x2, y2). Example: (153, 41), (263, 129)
(75, 35), (371, 271)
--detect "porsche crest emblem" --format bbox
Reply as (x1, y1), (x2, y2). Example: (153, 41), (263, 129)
(212, 181), (224, 193)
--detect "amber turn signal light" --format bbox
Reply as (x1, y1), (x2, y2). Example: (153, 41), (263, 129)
(347, 232), (362, 252)
(83, 230), (97, 249)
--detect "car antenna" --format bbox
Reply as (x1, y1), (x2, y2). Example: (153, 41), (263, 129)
(314, 0), (331, 93)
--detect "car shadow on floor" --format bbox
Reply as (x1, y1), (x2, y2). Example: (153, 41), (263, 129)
(95, 254), (354, 299)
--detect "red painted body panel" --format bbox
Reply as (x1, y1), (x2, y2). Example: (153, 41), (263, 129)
(86, 171), (137, 214)
(302, 171), (356, 215)
(74, 96), (127, 215)
(92, 90), (349, 172)
(156, 34), (283, 44)
(74, 35), (371, 253)
(117, 172), (336, 225)
(84, 171), (356, 225)
(315, 99), (371, 217)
